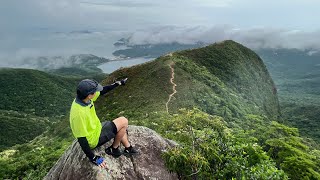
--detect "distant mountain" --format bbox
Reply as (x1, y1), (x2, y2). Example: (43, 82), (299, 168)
(113, 41), (206, 58)
(257, 48), (320, 80)
(257, 48), (320, 107)
(256, 48), (320, 142)
(20, 54), (109, 75)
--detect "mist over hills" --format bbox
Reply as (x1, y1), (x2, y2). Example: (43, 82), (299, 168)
(1, 54), (109, 74)
(3, 25), (320, 71)
(114, 26), (320, 52)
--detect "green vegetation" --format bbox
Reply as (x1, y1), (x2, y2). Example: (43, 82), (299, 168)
(0, 110), (50, 151)
(0, 68), (79, 117)
(97, 41), (280, 122)
(0, 68), (80, 150)
(48, 66), (104, 77)
(281, 104), (320, 141)
(114, 42), (320, 144)
(1, 41), (320, 179)
(0, 62), (107, 178)
(134, 109), (288, 179)
(258, 49), (320, 143)
(128, 108), (320, 179)
(0, 67), (106, 150)
(0, 118), (73, 179)
(94, 41), (320, 179)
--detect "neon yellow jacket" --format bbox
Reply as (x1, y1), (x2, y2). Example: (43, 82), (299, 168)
(70, 92), (101, 148)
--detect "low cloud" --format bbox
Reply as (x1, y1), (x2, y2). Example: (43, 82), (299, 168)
(0, 48), (83, 69)
(0, 52), (106, 70)
(126, 26), (320, 50)
(0, 30), (122, 68)
(1, 25), (320, 69)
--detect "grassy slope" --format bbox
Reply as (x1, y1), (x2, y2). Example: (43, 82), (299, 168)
(0, 68), (79, 117)
(95, 40), (280, 124)
(175, 41), (280, 119)
(96, 58), (172, 120)
(93, 40), (319, 179)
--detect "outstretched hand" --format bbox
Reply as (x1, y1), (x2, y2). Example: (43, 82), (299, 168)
(115, 78), (128, 86)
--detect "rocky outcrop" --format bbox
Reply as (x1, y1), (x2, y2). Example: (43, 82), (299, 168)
(45, 126), (178, 180)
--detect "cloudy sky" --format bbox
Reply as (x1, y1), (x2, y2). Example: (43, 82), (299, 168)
(1, 0), (320, 67)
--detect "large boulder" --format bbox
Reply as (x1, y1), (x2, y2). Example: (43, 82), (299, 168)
(45, 126), (178, 180)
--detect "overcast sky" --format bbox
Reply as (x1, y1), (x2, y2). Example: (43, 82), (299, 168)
(1, 0), (320, 67)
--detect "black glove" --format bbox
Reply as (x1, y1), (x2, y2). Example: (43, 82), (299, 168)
(114, 78), (128, 86)
(91, 155), (105, 166)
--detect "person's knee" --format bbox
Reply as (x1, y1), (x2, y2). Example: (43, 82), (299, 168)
(120, 116), (128, 127)
(114, 116), (128, 129)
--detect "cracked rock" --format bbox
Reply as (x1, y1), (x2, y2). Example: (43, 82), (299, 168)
(44, 126), (178, 180)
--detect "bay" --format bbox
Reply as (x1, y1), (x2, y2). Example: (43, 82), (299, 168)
(98, 57), (154, 74)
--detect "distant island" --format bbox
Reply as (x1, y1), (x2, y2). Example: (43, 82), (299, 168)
(112, 37), (206, 58)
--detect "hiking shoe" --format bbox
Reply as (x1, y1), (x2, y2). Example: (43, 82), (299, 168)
(105, 146), (122, 158)
(123, 146), (138, 156)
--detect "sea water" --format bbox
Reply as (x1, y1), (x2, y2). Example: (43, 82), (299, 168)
(98, 57), (154, 74)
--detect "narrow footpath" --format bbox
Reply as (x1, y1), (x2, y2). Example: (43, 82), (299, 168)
(166, 62), (177, 113)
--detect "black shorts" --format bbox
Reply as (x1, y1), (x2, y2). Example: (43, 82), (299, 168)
(96, 121), (118, 147)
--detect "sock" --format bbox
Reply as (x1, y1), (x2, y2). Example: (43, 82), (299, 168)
(111, 145), (119, 149)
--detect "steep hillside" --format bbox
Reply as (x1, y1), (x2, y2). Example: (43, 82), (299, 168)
(0, 68), (81, 150)
(257, 48), (320, 105)
(0, 68), (79, 117)
(0, 110), (50, 150)
(258, 49), (320, 142)
(96, 40), (280, 123)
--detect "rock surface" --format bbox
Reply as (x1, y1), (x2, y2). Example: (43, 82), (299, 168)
(45, 126), (178, 180)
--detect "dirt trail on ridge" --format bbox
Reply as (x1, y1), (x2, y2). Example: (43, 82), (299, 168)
(166, 62), (177, 113)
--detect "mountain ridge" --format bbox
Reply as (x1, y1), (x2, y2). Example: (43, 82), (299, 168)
(96, 40), (280, 123)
